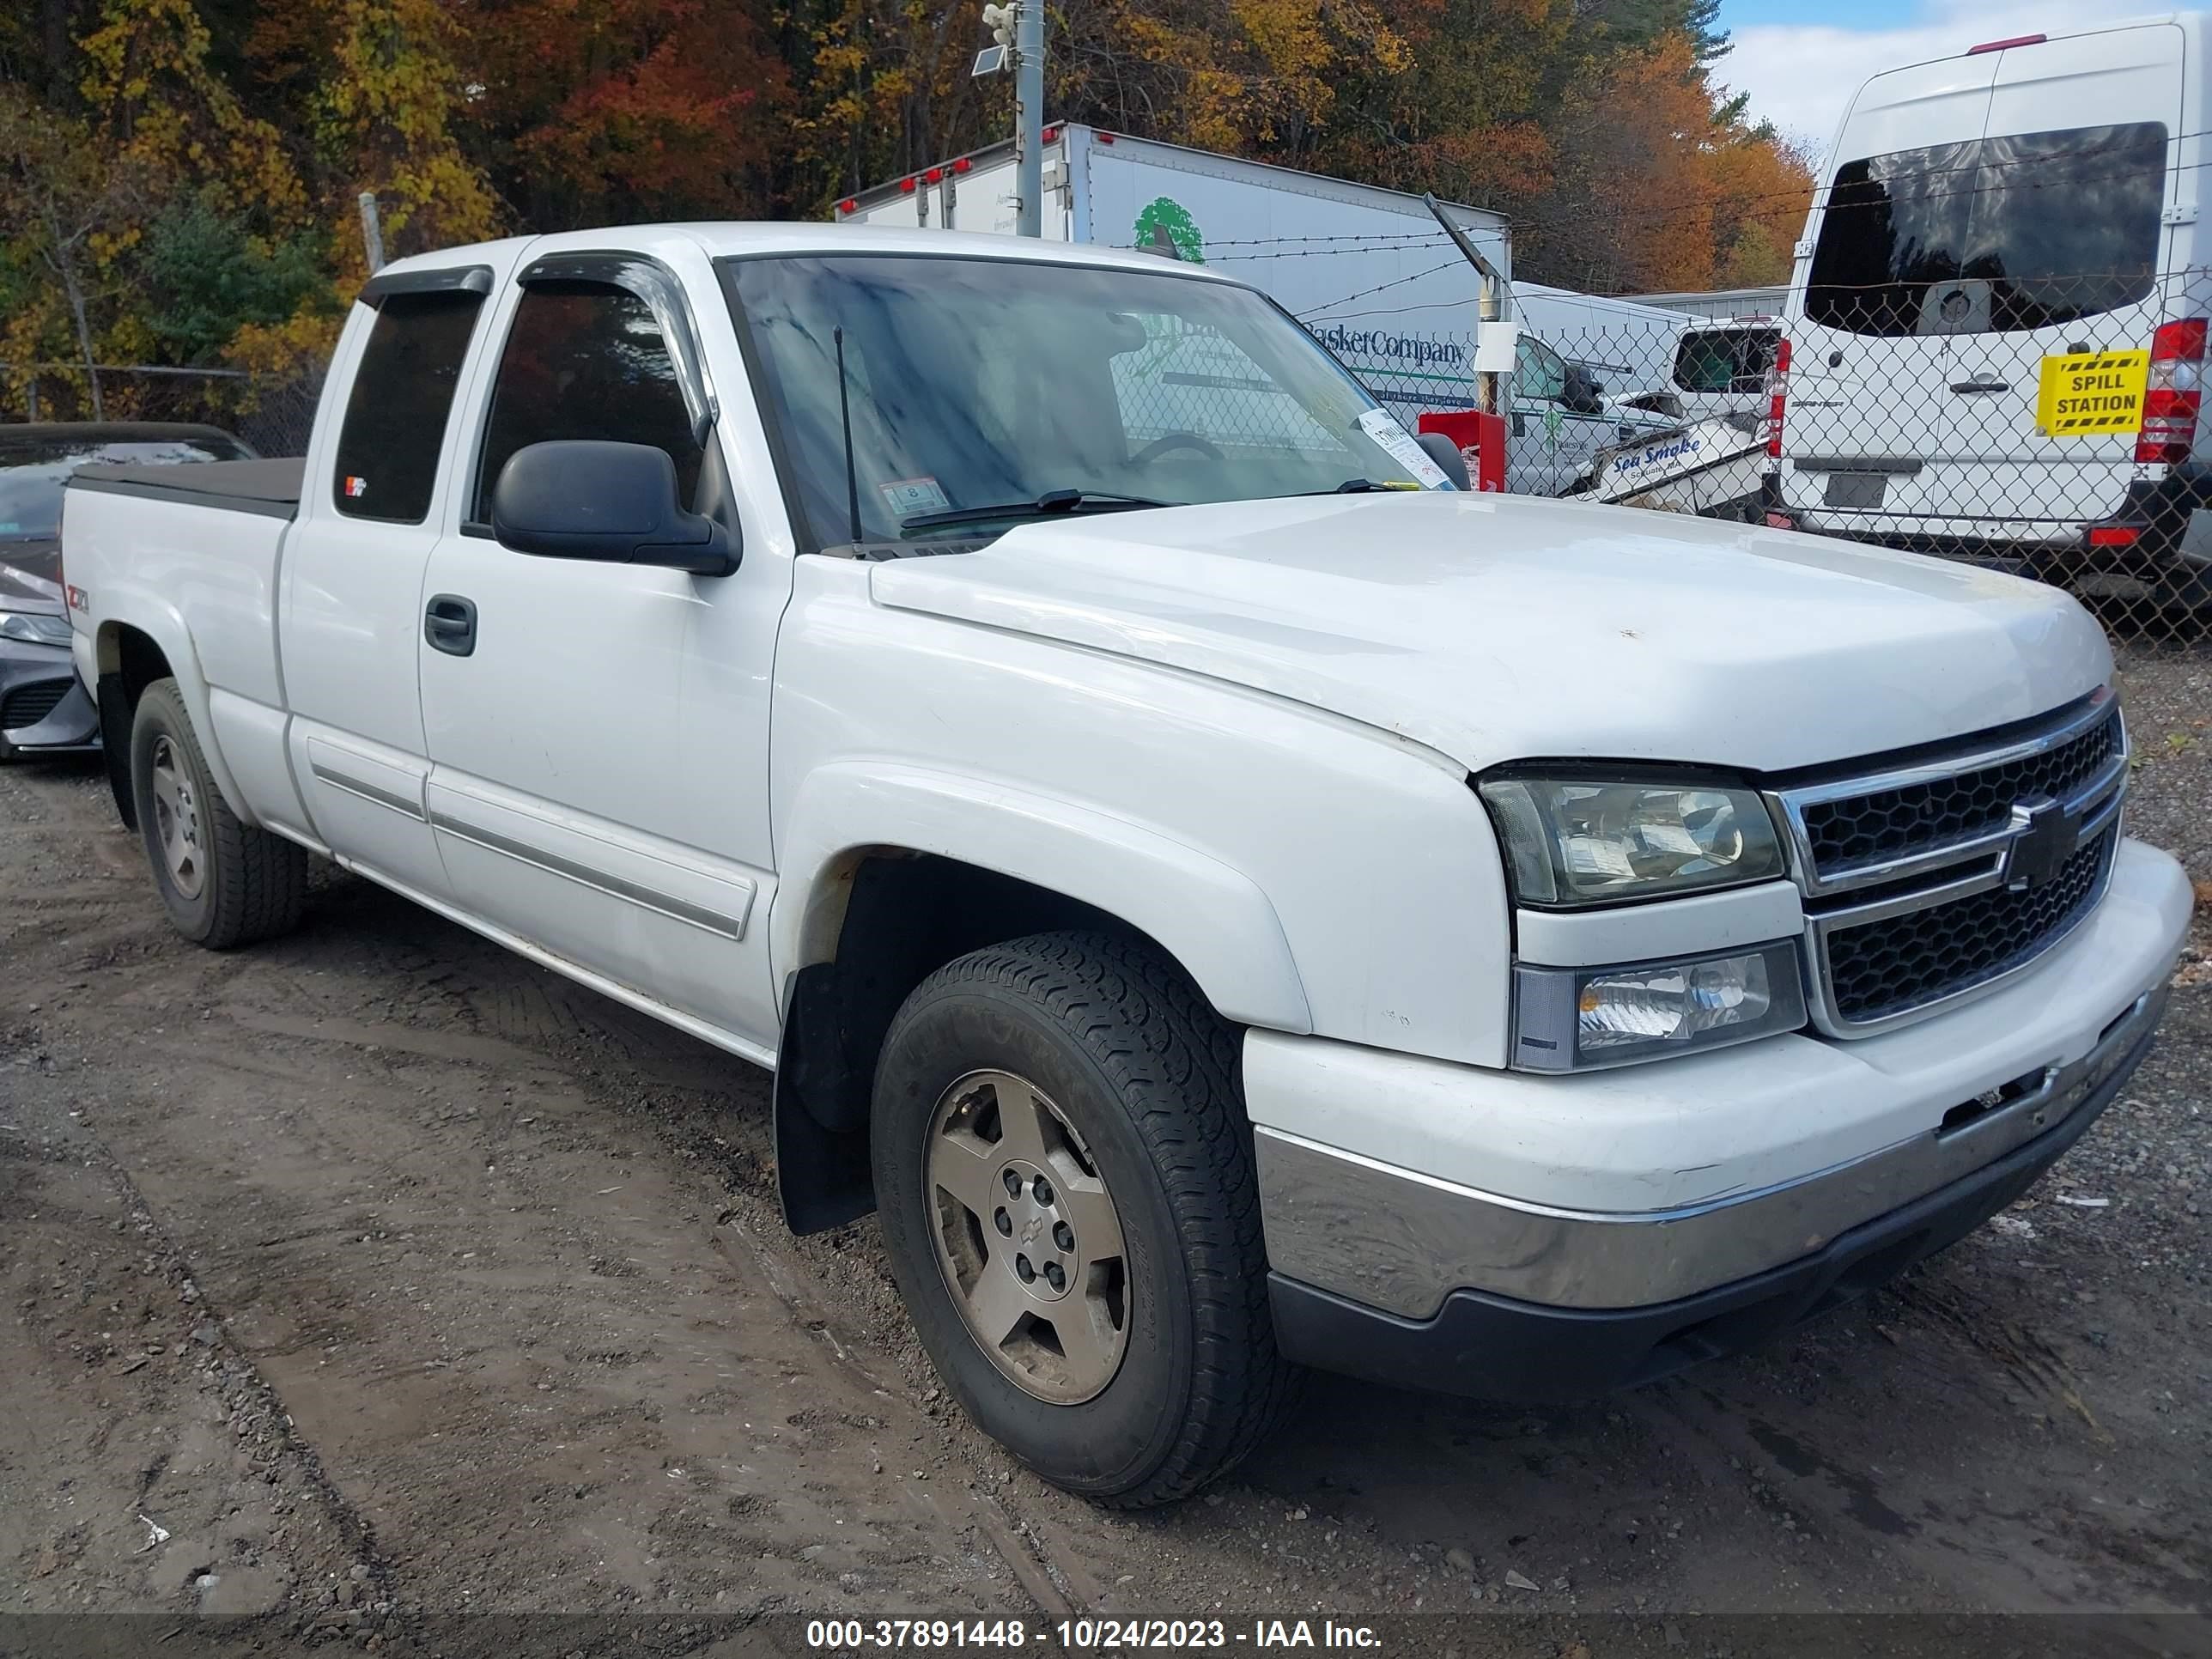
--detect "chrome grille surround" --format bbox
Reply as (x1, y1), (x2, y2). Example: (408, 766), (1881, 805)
(1767, 689), (2129, 1037)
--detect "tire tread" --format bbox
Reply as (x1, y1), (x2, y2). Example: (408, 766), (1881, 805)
(135, 678), (306, 949)
(897, 931), (1304, 1507)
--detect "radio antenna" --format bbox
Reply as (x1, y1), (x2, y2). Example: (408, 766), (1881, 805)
(833, 325), (863, 545)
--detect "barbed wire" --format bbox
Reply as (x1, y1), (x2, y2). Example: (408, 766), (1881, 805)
(1106, 122), (2212, 269)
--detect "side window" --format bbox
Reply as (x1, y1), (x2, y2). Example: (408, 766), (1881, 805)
(1516, 336), (1566, 403)
(332, 289), (484, 522)
(474, 282), (703, 524)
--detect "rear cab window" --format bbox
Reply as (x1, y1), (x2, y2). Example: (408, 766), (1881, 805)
(332, 289), (487, 522)
(1805, 123), (2167, 336)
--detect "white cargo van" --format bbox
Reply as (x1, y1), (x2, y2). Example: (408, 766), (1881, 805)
(1773, 16), (2204, 598)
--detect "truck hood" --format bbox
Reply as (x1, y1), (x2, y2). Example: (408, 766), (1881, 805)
(867, 493), (2113, 774)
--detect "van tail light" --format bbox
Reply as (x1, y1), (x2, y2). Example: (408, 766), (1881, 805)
(1765, 338), (1792, 459)
(2137, 318), (2207, 467)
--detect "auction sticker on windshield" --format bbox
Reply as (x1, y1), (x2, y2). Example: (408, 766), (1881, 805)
(879, 476), (951, 517)
(2036, 349), (2149, 437)
(1356, 408), (1452, 489)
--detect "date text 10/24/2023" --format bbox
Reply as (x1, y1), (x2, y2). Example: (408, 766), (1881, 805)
(805, 1620), (1385, 1650)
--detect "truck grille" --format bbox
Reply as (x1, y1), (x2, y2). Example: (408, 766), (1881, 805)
(1822, 829), (2114, 1024)
(0, 680), (69, 732)
(1798, 707), (2122, 872)
(1770, 691), (2128, 1036)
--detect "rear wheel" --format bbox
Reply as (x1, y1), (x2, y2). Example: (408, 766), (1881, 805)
(130, 678), (306, 948)
(871, 931), (1300, 1507)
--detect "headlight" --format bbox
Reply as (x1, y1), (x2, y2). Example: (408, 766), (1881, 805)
(1479, 775), (1785, 906)
(0, 610), (72, 647)
(1511, 941), (1808, 1071)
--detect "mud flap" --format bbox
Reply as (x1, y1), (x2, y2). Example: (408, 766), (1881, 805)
(773, 962), (877, 1235)
(98, 673), (137, 829)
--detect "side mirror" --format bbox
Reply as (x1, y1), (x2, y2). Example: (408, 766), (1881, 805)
(1415, 430), (1472, 490)
(491, 440), (738, 576)
(1561, 364), (1604, 416)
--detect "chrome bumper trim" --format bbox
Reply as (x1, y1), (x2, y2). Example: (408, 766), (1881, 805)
(1255, 981), (2166, 1319)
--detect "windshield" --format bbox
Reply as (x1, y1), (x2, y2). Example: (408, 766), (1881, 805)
(0, 435), (249, 542)
(1805, 123), (2166, 337)
(723, 253), (1446, 550)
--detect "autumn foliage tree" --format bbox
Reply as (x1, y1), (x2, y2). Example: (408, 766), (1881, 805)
(0, 0), (1812, 419)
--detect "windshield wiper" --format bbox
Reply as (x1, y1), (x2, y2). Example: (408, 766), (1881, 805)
(1285, 478), (1415, 496)
(900, 489), (1176, 532)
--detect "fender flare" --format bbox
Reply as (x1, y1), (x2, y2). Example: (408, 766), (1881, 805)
(770, 761), (1313, 1035)
(94, 591), (255, 825)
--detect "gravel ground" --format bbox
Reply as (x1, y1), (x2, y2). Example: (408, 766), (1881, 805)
(2, 653), (2209, 1655)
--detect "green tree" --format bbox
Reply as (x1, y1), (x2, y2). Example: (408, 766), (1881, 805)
(0, 87), (143, 417)
(141, 194), (327, 363)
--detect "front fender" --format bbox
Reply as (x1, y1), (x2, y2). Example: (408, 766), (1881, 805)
(771, 761), (1314, 1035)
(94, 592), (254, 824)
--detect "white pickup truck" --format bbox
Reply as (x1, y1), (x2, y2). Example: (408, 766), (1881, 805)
(59, 224), (2191, 1507)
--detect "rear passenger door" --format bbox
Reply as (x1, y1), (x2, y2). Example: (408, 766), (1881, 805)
(416, 252), (782, 1052)
(281, 267), (492, 896)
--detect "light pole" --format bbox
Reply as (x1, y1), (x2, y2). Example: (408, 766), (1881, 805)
(1013, 2), (1043, 237)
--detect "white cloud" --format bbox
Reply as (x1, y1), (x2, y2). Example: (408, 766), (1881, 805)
(1720, 0), (2147, 164)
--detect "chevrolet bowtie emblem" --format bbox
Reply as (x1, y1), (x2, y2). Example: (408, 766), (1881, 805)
(2002, 798), (2079, 891)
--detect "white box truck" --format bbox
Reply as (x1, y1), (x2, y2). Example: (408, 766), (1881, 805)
(835, 126), (1680, 494)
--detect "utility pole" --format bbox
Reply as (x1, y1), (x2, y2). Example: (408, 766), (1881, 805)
(1012, 0), (1043, 237)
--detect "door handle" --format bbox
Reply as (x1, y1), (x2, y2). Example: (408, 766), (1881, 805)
(1950, 379), (2010, 394)
(424, 593), (477, 657)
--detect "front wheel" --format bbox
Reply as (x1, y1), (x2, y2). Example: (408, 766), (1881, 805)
(871, 932), (1300, 1508)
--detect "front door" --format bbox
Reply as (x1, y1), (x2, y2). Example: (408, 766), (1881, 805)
(416, 252), (783, 1052)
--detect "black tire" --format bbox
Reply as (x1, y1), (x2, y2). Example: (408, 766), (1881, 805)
(129, 678), (306, 949)
(871, 931), (1301, 1507)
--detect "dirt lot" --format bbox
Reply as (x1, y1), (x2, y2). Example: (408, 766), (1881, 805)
(3, 653), (2209, 1652)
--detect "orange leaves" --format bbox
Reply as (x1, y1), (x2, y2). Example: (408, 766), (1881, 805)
(473, 0), (792, 222)
(1520, 28), (1811, 292)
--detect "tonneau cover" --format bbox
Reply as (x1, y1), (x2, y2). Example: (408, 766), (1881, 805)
(68, 456), (305, 519)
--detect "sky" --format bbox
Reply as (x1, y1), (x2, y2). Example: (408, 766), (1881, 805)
(1713, 0), (2152, 162)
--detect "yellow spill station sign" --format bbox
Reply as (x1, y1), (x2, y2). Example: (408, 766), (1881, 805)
(2036, 349), (2149, 436)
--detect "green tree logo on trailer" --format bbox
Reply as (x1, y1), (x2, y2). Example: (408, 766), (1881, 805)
(1133, 198), (1205, 263)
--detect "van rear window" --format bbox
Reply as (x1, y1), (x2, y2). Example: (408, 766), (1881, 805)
(1805, 123), (2166, 337)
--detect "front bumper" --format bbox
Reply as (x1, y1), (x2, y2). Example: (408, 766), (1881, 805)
(1267, 997), (2159, 1399)
(1249, 836), (2189, 1396)
(0, 637), (99, 751)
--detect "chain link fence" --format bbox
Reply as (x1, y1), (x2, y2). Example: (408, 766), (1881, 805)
(1344, 266), (2211, 647)
(3, 363), (322, 459)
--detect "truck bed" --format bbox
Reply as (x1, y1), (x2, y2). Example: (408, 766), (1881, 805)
(68, 456), (304, 521)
